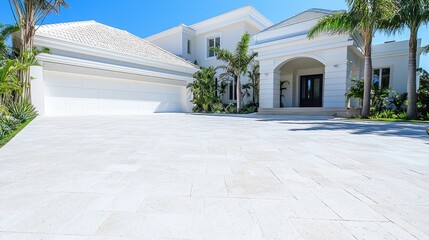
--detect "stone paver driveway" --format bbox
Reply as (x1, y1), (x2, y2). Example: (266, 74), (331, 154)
(0, 114), (428, 240)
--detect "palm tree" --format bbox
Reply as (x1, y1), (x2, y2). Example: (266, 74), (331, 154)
(8, 0), (69, 100)
(308, 0), (396, 118)
(247, 64), (260, 106)
(211, 33), (257, 113)
(384, 0), (429, 119)
(0, 23), (19, 60)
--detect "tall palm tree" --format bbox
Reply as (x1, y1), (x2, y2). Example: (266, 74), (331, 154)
(9, 0), (69, 100)
(384, 0), (429, 119)
(386, 0), (429, 120)
(211, 33), (257, 113)
(308, 0), (396, 118)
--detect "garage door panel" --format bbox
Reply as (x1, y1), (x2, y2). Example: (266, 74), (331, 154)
(43, 72), (184, 115)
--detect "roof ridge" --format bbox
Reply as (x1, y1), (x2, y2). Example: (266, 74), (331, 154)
(38, 20), (96, 30)
(260, 8), (342, 32)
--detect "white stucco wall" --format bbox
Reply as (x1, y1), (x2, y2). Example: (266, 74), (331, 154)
(372, 40), (421, 94)
(148, 29), (183, 57)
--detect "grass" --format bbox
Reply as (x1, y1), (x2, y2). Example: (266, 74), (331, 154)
(0, 118), (34, 148)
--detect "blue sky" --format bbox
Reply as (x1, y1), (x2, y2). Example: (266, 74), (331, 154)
(1, 0), (428, 69)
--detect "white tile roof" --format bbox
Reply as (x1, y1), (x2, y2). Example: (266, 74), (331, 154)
(36, 21), (196, 68)
(262, 9), (341, 32)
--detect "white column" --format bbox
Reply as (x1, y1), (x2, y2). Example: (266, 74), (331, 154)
(324, 63), (348, 108)
(260, 69), (280, 109)
(30, 65), (45, 115)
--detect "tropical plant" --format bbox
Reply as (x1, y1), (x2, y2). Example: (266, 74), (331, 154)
(308, 0), (396, 118)
(241, 104), (257, 114)
(346, 78), (365, 107)
(211, 33), (258, 113)
(424, 45), (429, 54)
(247, 64), (260, 106)
(0, 58), (23, 104)
(0, 23), (19, 60)
(371, 86), (391, 112)
(383, 0), (429, 119)
(225, 103), (237, 114)
(9, 0), (69, 100)
(7, 100), (38, 123)
(389, 91), (408, 112)
(417, 68), (429, 119)
(211, 102), (224, 114)
(280, 80), (290, 108)
(187, 66), (221, 112)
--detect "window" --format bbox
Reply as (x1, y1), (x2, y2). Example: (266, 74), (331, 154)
(207, 36), (220, 58)
(228, 78), (237, 101)
(373, 68), (391, 89)
(187, 40), (191, 54)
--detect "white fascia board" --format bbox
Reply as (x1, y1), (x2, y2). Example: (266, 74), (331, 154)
(190, 6), (272, 35)
(34, 35), (198, 75)
(251, 34), (352, 53)
(37, 53), (196, 85)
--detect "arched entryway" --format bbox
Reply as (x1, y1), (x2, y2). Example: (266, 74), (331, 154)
(276, 57), (325, 108)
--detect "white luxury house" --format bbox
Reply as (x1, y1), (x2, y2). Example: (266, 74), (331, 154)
(25, 6), (422, 116)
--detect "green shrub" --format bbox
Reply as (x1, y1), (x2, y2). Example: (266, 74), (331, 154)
(241, 104), (257, 114)
(389, 92), (407, 113)
(225, 103), (237, 114)
(211, 102), (224, 113)
(396, 111), (407, 119)
(373, 109), (396, 119)
(0, 115), (20, 137)
(0, 105), (9, 116)
(7, 100), (37, 123)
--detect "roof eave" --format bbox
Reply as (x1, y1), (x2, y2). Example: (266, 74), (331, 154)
(33, 34), (198, 74)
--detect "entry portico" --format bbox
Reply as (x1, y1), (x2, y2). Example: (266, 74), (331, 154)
(251, 9), (364, 114)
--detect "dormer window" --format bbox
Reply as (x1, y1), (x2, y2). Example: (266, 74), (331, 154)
(207, 36), (220, 58)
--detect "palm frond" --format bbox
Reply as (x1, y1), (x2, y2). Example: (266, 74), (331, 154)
(308, 12), (356, 38)
(423, 45), (429, 54)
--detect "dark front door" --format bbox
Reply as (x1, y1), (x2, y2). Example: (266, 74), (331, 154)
(300, 74), (323, 107)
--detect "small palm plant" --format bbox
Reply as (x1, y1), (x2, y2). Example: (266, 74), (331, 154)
(280, 80), (290, 108)
(308, 0), (396, 118)
(346, 79), (365, 108)
(187, 66), (221, 112)
(247, 64), (260, 107)
(211, 33), (257, 113)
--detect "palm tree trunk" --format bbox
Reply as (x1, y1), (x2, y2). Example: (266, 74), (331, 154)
(406, 28), (418, 120)
(361, 32), (373, 118)
(236, 75), (241, 113)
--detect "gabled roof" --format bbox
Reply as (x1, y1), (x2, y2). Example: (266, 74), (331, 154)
(146, 5), (272, 40)
(261, 8), (342, 32)
(36, 21), (196, 68)
(189, 5), (273, 32)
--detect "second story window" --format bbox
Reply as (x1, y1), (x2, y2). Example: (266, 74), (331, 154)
(187, 40), (191, 54)
(207, 36), (220, 58)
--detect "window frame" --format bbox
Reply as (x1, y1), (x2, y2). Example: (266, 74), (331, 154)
(187, 39), (191, 54)
(228, 78), (237, 101)
(206, 34), (221, 59)
(372, 67), (392, 89)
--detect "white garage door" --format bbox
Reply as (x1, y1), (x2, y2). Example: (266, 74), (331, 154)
(43, 71), (184, 115)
